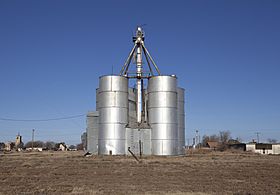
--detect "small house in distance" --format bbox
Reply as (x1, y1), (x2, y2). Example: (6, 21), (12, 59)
(58, 143), (68, 151)
(26, 147), (43, 152)
(246, 143), (280, 154)
(206, 141), (219, 150)
(4, 142), (15, 151)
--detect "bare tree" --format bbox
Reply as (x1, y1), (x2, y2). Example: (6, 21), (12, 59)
(210, 134), (219, 142)
(76, 143), (84, 150)
(217, 131), (231, 151)
(202, 131), (233, 151)
(202, 135), (210, 147)
(0, 142), (5, 150)
(202, 134), (219, 147)
(69, 145), (76, 150)
(45, 141), (56, 150)
(15, 142), (24, 150)
(219, 131), (231, 144)
(267, 138), (277, 144)
(236, 136), (243, 143)
(25, 141), (44, 148)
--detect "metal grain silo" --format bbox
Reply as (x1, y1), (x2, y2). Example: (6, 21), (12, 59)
(98, 75), (128, 155)
(148, 75), (178, 155)
(177, 87), (185, 155)
(96, 88), (100, 111)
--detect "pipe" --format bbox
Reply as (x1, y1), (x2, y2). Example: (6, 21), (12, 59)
(142, 43), (161, 75)
(143, 48), (154, 76)
(119, 43), (137, 76)
(128, 147), (140, 162)
(136, 44), (142, 123)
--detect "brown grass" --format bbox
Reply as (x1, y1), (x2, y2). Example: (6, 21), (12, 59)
(0, 151), (279, 194)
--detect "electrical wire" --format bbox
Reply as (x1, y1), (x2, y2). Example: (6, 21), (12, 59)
(0, 114), (85, 122)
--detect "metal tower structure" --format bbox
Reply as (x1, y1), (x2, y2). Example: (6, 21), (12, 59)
(88, 26), (186, 156)
(119, 27), (161, 124)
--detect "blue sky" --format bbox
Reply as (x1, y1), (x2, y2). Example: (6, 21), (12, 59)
(0, 0), (279, 145)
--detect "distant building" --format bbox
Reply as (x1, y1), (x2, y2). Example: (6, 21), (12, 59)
(86, 112), (98, 154)
(5, 142), (15, 151)
(58, 143), (68, 151)
(206, 141), (219, 150)
(246, 143), (280, 154)
(228, 143), (246, 151)
(3, 134), (24, 151)
(26, 147), (43, 152)
(15, 133), (23, 149)
(81, 132), (87, 151)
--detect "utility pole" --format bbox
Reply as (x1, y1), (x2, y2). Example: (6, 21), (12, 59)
(199, 134), (201, 149)
(255, 132), (260, 143)
(195, 130), (199, 148)
(32, 129), (35, 151)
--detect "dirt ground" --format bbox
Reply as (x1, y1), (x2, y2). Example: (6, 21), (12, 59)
(0, 150), (279, 195)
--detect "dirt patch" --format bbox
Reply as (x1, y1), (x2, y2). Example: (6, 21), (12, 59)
(0, 151), (279, 194)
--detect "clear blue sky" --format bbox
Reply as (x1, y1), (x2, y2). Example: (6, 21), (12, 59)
(0, 0), (279, 145)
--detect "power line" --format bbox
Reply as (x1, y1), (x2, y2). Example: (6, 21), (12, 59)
(0, 114), (85, 122)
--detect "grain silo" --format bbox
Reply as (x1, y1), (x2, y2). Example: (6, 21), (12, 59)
(148, 76), (178, 155)
(98, 76), (128, 155)
(87, 27), (185, 156)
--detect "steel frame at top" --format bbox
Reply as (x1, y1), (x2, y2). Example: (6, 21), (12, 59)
(119, 27), (161, 77)
(119, 27), (161, 124)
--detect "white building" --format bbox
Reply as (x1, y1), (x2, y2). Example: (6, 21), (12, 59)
(58, 143), (68, 151)
(26, 147), (43, 152)
(246, 143), (280, 155)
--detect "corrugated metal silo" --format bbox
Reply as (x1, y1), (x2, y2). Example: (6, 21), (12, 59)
(86, 111), (99, 154)
(177, 87), (185, 155)
(96, 88), (100, 111)
(148, 75), (178, 155)
(98, 75), (128, 155)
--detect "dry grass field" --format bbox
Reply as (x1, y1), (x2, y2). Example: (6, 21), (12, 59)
(0, 150), (279, 195)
